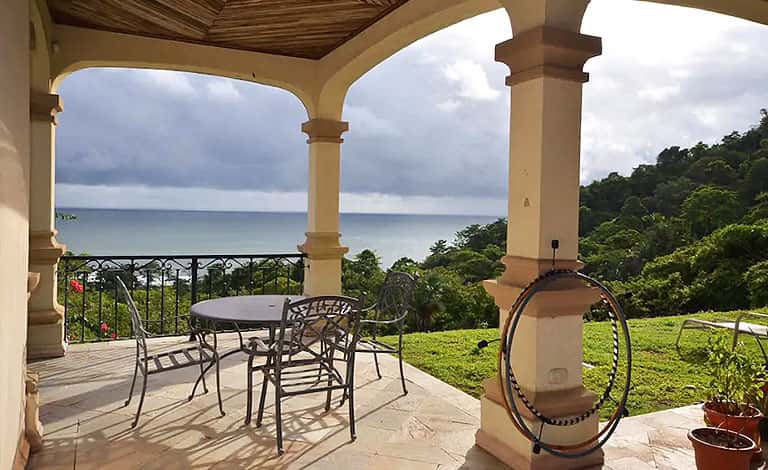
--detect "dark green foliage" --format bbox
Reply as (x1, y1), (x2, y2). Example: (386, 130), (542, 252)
(746, 261), (768, 308)
(341, 249), (386, 302)
(341, 110), (768, 330)
(455, 218), (507, 252)
(681, 186), (743, 238)
(342, 221), (504, 332)
(576, 110), (768, 315)
(614, 222), (768, 315)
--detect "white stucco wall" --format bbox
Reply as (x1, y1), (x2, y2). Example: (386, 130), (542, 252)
(0, 0), (30, 468)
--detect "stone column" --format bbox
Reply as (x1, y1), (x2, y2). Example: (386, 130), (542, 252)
(27, 92), (67, 359)
(476, 26), (603, 470)
(298, 118), (350, 295)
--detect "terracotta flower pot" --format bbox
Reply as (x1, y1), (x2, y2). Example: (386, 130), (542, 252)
(688, 427), (756, 470)
(703, 402), (763, 460)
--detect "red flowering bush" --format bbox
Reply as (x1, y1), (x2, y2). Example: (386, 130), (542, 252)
(100, 322), (109, 332)
(69, 279), (84, 294)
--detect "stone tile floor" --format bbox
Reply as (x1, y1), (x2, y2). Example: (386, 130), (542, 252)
(25, 335), (758, 469)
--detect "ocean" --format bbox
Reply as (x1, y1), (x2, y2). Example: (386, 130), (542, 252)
(55, 209), (499, 269)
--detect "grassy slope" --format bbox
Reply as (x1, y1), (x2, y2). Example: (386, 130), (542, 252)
(380, 309), (768, 418)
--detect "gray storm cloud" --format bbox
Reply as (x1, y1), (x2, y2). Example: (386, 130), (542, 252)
(55, 0), (768, 209)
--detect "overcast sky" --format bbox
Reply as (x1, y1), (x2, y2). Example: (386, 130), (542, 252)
(55, 0), (768, 215)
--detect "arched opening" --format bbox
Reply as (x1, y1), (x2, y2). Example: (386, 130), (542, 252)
(54, 67), (310, 255)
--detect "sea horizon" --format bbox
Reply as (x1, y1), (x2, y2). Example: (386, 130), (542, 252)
(55, 208), (501, 268)
(57, 206), (504, 218)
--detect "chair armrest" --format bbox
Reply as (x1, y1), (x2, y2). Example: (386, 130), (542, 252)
(733, 312), (768, 347)
(735, 311), (768, 324)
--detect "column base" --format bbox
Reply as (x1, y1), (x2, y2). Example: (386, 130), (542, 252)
(476, 428), (603, 470)
(298, 231), (348, 296)
(13, 429), (30, 470)
(477, 396), (604, 470)
(25, 372), (44, 452)
(27, 316), (66, 359)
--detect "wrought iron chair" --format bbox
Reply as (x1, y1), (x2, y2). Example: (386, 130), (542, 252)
(116, 277), (222, 428)
(245, 295), (362, 455)
(353, 271), (417, 395)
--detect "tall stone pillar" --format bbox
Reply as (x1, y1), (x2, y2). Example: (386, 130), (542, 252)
(476, 26), (603, 470)
(27, 92), (67, 359)
(298, 119), (349, 295)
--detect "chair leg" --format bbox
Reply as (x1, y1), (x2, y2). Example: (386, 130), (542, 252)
(339, 349), (349, 407)
(131, 370), (148, 428)
(197, 346), (209, 395)
(348, 378), (356, 441)
(398, 349), (408, 395)
(189, 362), (214, 401)
(245, 355), (254, 425)
(398, 334), (407, 395)
(214, 353), (225, 417)
(675, 321), (688, 352)
(372, 350), (382, 379)
(318, 340), (325, 381)
(275, 388), (284, 455)
(125, 356), (139, 407)
(256, 358), (271, 427)
(325, 360), (333, 412)
(200, 361), (209, 395)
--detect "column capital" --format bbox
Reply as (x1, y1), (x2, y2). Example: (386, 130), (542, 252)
(301, 118), (349, 144)
(495, 26), (601, 86)
(298, 231), (349, 260)
(29, 230), (66, 264)
(30, 92), (63, 125)
(483, 256), (600, 317)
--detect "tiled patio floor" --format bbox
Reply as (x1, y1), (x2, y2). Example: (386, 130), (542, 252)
(25, 335), (758, 469)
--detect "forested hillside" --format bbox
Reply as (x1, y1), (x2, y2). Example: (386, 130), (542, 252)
(582, 109), (768, 316)
(343, 109), (768, 327)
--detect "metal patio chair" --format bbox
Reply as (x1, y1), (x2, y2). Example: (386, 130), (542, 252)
(352, 271), (417, 395)
(117, 277), (222, 428)
(245, 295), (362, 455)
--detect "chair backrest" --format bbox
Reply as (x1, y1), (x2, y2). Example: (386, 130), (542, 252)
(116, 277), (148, 350)
(375, 271), (417, 323)
(276, 296), (362, 369)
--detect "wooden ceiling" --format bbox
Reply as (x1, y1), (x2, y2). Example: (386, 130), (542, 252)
(46, 0), (410, 59)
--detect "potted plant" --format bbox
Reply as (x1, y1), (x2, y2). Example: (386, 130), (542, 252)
(702, 333), (766, 461)
(688, 427), (756, 470)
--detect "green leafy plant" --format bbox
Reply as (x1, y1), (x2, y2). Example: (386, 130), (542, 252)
(706, 332), (767, 416)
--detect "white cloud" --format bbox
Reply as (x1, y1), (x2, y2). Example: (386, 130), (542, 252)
(442, 59), (501, 101)
(637, 84), (681, 103)
(56, 184), (504, 216)
(344, 104), (399, 136)
(437, 99), (462, 112)
(135, 69), (195, 95)
(206, 79), (242, 102)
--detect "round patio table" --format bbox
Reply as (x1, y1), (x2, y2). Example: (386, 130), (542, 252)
(191, 295), (305, 326)
(188, 295), (305, 415)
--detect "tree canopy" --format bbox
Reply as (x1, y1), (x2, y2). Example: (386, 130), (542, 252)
(342, 109), (768, 328)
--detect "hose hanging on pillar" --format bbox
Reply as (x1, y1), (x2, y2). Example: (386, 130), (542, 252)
(497, 268), (632, 459)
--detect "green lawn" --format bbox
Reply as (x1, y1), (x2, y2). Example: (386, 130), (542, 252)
(380, 309), (768, 418)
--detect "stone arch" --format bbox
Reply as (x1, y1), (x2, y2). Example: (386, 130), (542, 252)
(48, 26), (316, 119)
(310, 0), (500, 120)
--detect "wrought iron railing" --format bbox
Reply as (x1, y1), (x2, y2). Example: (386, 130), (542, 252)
(58, 253), (305, 343)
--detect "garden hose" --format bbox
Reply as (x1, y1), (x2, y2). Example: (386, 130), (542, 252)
(497, 269), (632, 459)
